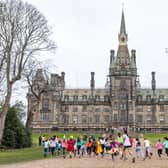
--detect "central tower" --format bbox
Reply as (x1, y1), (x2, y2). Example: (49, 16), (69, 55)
(109, 10), (137, 127)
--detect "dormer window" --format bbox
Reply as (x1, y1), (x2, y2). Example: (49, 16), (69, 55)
(159, 95), (164, 101)
(146, 95), (151, 102)
(73, 95), (78, 101)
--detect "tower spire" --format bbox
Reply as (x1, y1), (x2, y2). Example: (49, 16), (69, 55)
(118, 9), (128, 43)
(120, 9), (126, 34)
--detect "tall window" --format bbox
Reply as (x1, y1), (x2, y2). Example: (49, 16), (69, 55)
(119, 86), (127, 99)
(136, 106), (143, 112)
(73, 107), (78, 112)
(103, 108), (110, 112)
(114, 102), (118, 110)
(73, 95), (78, 101)
(146, 95), (151, 102)
(147, 106), (151, 112)
(104, 95), (109, 102)
(129, 114), (133, 122)
(82, 95), (87, 101)
(119, 103), (126, 110)
(114, 114), (118, 121)
(159, 95), (164, 101)
(136, 115), (143, 123)
(61, 105), (69, 112)
(82, 105), (87, 112)
(146, 115), (151, 124)
(104, 115), (109, 122)
(62, 115), (69, 124)
(64, 95), (69, 101)
(82, 115), (87, 123)
(95, 95), (100, 101)
(41, 99), (49, 121)
(95, 107), (100, 112)
(160, 105), (164, 112)
(160, 116), (165, 123)
(72, 115), (78, 124)
(137, 95), (142, 102)
(95, 115), (100, 123)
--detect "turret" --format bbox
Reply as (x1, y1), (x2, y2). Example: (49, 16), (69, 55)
(50, 74), (58, 86)
(90, 72), (95, 90)
(110, 49), (115, 65)
(131, 49), (136, 68)
(151, 72), (156, 96)
(34, 69), (45, 81)
(90, 72), (95, 98)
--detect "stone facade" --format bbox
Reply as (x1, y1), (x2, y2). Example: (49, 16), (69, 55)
(27, 10), (168, 132)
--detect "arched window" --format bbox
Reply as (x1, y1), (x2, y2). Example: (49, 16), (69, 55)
(82, 95), (87, 101)
(104, 95), (109, 102)
(146, 95), (151, 102)
(64, 95), (69, 101)
(73, 95), (78, 101)
(137, 95), (142, 102)
(95, 95), (100, 101)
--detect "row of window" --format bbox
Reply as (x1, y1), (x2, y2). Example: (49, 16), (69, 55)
(63, 95), (109, 102)
(137, 95), (165, 102)
(61, 105), (110, 113)
(136, 105), (164, 112)
(136, 115), (165, 123)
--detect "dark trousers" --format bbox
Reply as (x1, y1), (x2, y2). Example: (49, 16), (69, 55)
(157, 149), (162, 157)
(62, 147), (66, 158)
(165, 148), (168, 156)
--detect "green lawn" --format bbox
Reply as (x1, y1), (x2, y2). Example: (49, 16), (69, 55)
(0, 146), (43, 165)
(0, 132), (97, 165)
(0, 132), (168, 165)
(144, 133), (168, 144)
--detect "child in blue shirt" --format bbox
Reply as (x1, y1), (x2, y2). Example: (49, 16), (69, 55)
(163, 137), (168, 159)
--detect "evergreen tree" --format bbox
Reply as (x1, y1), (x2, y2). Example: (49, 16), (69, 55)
(1, 106), (32, 148)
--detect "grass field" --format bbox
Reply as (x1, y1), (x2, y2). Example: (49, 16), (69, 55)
(0, 132), (168, 165)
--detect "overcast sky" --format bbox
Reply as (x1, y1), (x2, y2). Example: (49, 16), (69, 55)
(24, 0), (168, 89)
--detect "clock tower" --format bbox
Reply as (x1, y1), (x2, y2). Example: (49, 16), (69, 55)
(109, 10), (137, 127)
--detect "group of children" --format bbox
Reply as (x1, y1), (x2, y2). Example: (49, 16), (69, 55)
(39, 131), (168, 163)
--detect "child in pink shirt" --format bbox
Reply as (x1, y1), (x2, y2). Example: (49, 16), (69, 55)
(156, 139), (163, 159)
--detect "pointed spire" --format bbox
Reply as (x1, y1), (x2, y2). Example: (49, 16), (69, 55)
(118, 9), (128, 43)
(120, 9), (126, 34)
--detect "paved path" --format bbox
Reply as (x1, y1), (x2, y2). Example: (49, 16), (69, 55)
(1, 153), (168, 168)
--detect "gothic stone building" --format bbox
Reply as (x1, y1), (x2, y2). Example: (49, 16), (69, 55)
(27, 11), (168, 132)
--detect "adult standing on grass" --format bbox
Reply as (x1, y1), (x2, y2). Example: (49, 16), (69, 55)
(39, 135), (42, 146)
(163, 137), (168, 159)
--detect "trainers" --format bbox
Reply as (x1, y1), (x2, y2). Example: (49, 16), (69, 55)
(132, 157), (135, 163)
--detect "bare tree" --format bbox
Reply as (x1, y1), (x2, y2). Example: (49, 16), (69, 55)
(23, 60), (49, 128)
(0, 0), (56, 144)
